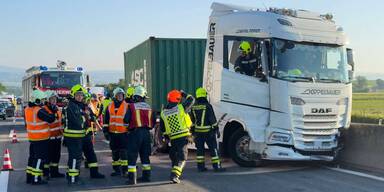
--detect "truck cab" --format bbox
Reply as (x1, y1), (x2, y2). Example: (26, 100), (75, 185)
(203, 3), (354, 166)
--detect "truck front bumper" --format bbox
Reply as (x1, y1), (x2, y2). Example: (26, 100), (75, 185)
(261, 145), (335, 161)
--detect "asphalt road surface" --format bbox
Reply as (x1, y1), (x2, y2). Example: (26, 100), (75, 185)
(1, 119), (384, 192)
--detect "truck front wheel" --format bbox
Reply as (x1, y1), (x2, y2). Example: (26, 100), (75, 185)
(228, 129), (262, 167)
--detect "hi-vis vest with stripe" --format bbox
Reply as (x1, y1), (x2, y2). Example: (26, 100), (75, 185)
(43, 105), (63, 138)
(161, 104), (192, 140)
(25, 106), (50, 141)
(108, 101), (129, 133)
(191, 104), (213, 133)
(129, 102), (153, 129)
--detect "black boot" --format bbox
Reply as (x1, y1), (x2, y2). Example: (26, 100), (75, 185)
(90, 167), (105, 179)
(43, 167), (50, 180)
(138, 170), (151, 182)
(66, 173), (82, 185)
(31, 176), (48, 185)
(126, 172), (137, 185)
(110, 165), (121, 176)
(170, 172), (180, 184)
(26, 173), (32, 184)
(213, 163), (226, 172)
(50, 166), (65, 178)
(197, 162), (207, 172)
(121, 165), (128, 178)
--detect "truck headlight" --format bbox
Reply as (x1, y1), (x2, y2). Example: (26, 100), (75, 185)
(336, 98), (348, 105)
(290, 97), (305, 105)
(269, 132), (291, 143)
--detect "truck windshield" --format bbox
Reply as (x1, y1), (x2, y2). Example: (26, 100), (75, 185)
(272, 39), (350, 83)
(41, 71), (82, 88)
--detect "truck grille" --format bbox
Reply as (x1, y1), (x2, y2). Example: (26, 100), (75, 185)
(292, 114), (341, 151)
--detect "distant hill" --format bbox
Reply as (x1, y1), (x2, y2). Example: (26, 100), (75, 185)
(88, 70), (124, 85)
(0, 65), (24, 86)
(0, 65), (124, 86)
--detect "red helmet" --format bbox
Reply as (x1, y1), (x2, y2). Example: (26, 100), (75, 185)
(167, 89), (182, 103)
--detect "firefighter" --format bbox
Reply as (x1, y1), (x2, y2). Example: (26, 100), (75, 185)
(160, 89), (195, 184)
(191, 87), (225, 172)
(25, 90), (56, 185)
(102, 92), (112, 140)
(43, 91), (65, 178)
(234, 41), (261, 76)
(126, 86), (154, 185)
(104, 87), (130, 177)
(63, 84), (88, 184)
(81, 94), (105, 179)
(89, 93), (101, 133)
(125, 86), (135, 103)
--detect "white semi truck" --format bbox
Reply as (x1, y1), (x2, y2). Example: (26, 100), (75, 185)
(204, 3), (355, 166)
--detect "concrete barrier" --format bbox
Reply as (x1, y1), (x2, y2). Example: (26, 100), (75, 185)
(339, 123), (384, 173)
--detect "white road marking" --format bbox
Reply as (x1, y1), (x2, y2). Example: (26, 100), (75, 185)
(326, 167), (384, 182)
(218, 166), (307, 176)
(102, 139), (109, 144)
(0, 171), (9, 192)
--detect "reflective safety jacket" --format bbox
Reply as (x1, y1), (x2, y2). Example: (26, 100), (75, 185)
(190, 98), (218, 133)
(102, 98), (112, 115)
(43, 105), (63, 138)
(90, 100), (101, 117)
(128, 102), (153, 129)
(25, 106), (50, 141)
(108, 101), (129, 133)
(63, 99), (86, 138)
(160, 104), (192, 140)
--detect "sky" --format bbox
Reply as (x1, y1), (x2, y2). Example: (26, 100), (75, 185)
(0, 0), (383, 73)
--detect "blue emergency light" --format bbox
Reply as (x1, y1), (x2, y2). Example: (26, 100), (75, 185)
(39, 66), (48, 71)
(77, 67), (83, 71)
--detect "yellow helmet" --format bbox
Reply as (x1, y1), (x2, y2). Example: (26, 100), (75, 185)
(126, 87), (135, 98)
(70, 84), (86, 97)
(239, 41), (251, 54)
(196, 87), (207, 98)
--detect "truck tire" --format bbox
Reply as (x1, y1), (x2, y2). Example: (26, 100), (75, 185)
(228, 129), (262, 167)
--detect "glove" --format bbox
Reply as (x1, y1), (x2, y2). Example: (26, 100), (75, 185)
(51, 105), (58, 113)
(163, 135), (170, 144)
(187, 135), (194, 144)
(180, 90), (187, 98)
(214, 126), (220, 138)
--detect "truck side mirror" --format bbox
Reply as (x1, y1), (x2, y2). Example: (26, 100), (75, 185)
(346, 48), (354, 81)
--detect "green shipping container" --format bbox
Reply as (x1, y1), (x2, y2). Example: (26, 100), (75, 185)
(124, 37), (206, 112)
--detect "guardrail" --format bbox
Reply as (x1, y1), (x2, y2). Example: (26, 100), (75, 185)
(339, 123), (384, 173)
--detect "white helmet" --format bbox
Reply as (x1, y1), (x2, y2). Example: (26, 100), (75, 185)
(113, 87), (125, 97)
(134, 86), (148, 98)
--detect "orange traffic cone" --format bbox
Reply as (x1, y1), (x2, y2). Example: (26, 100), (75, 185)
(12, 130), (18, 143)
(2, 149), (14, 171)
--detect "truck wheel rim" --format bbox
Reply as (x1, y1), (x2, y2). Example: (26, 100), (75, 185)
(235, 135), (252, 161)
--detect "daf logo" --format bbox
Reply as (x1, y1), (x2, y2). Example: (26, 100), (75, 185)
(311, 108), (332, 113)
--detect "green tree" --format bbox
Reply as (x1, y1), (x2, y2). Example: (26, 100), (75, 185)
(353, 76), (369, 93)
(95, 78), (126, 95)
(376, 79), (384, 90)
(0, 82), (6, 93)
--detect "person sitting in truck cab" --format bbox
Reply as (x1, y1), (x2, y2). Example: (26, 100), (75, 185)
(234, 41), (262, 77)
